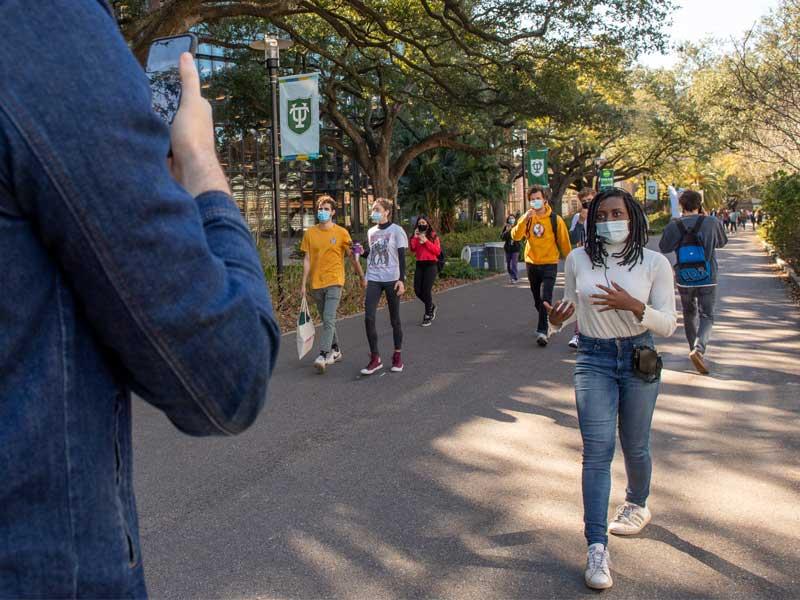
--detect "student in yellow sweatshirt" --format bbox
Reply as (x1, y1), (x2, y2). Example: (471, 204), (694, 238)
(511, 185), (572, 345)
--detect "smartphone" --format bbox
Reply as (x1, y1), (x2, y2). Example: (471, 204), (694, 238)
(146, 33), (198, 125)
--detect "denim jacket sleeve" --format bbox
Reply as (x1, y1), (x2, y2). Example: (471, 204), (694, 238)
(0, 1), (280, 435)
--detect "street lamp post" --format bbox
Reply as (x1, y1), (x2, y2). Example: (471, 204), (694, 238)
(520, 129), (528, 212)
(250, 36), (293, 290)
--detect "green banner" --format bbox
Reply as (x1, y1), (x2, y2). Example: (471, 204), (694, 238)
(527, 149), (549, 186)
(599, 168), (615, 190)
(279, 72), (320, 161)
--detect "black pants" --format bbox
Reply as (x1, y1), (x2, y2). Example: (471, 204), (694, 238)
(527, 263), (557, 334)
(414, 261), (437, 315)
(365, 280), (403, 354)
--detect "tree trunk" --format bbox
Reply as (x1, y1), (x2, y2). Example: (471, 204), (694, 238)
(490, 195), (506, 226)
(440, 208), (455, 233)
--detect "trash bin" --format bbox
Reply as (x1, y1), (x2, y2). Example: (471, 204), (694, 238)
(485, 242), (505, 271)
(460, 244), (486, 269)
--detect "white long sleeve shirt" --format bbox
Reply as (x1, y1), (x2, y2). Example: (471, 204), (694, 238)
(552, 243), (678, 340)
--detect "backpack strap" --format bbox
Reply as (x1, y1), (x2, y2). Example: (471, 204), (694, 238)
(675, 219), (688, 237)
(690, 215), (705, 235)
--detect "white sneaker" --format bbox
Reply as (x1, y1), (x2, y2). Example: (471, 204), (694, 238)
(568, 334), (579, 349)
(536, 332), (548, 347)
(585, 543), (613, 590)
(313, 353), (328, 374)
(329, 349), (343, 364)
(608, 502), (652, 536)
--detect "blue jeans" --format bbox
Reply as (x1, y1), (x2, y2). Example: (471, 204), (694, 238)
(505, 250), (519, 280)
(574, 332), (661, 547)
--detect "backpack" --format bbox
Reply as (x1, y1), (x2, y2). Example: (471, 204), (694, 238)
(674, 216), (713, 287)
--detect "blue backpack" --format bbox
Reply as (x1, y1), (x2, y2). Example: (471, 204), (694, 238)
(674, 216), (713, 287)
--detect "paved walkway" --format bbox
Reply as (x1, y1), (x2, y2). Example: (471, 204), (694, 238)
(134, 230), (800, 599)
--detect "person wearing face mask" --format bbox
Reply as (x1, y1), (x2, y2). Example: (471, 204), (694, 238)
(511, 185), (572, 346)
(409, 216), (441, 326)
(359, 199), (409, 374)
(544, 188), (677, 591)
(567, 188), (595, 348)
(500, 214), (521, 283)
(301, 196), (366, 373)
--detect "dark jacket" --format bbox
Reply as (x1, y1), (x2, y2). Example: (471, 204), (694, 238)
(501, 225), (521, 253)
(659, 214), (729, 284)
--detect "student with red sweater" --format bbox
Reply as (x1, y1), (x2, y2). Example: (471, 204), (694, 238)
(409, 215), (441, 327)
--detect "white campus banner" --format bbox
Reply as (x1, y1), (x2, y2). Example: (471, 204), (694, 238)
(278, 72), (319, 160)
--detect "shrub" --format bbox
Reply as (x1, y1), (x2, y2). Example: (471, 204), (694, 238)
(440, 259), (481, 279)
(762, 171), (800, 267)
(647, 212), (671, 235)
(439, 226), (504, 257)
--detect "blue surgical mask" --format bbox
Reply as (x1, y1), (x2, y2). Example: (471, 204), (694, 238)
(596, 220), (629, 244)
(508, 218), (516, 225)
(371, 211), (383, 223)
(531, 200), (544, 210)
(317, 210), (331, 223)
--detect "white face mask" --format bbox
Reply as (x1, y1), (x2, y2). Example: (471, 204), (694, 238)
(596, 220), (629, 244)
(530, 199), (544, 210)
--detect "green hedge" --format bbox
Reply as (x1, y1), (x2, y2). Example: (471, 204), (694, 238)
(647, 212), (671, 235)
(439, 226), (504, 258)
(762, 171), (800, 267)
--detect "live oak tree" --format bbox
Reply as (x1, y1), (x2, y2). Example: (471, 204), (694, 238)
(114, 0), (674, 208)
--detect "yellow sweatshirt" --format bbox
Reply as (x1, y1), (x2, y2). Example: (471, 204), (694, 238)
(511, 205), (572, 265)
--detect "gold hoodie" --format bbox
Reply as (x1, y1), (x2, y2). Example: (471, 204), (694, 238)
(511, 205), (572, 265)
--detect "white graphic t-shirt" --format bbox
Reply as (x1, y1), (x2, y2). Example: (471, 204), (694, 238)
(366, 223), (408, 282)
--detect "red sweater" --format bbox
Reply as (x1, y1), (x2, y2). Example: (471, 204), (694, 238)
(409, 235), (441, 262)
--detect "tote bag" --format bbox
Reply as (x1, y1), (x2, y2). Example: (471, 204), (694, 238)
(296, 296), (316, 359)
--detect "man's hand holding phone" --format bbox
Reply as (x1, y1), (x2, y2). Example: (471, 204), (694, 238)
(543, 299), (575, 327)
(168, 53), (230, 198)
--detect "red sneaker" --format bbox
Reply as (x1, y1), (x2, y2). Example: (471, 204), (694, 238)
(360, 354), (383, 375)
(391, 351), (404, 373)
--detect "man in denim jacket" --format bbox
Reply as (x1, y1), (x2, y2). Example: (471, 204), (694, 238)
(0, 1), (280, 596)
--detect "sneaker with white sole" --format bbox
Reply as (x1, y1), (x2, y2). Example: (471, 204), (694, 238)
(585, 543), (613, 590)
(314, 353), (328, 374)
(391, 351), (404, 372)
(360, 354), (383, 375)
(329, 348), (343, 364)
(430, 304), (437, 321)
(608, 501), (652, 536)
(421, 315), (432, 327)
(536, 332), (548, 347)
(568, 334), (579, 349)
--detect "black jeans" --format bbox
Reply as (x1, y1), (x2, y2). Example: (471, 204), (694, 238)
(527, 263), (557, 334)
(365, 280), (403, 354)
(414, 261), (438, 315)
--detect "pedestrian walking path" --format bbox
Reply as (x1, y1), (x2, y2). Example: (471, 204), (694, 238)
(133, 229), (799, 599)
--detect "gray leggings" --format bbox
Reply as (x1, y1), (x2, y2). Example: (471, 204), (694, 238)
(365, 280), (402, 354)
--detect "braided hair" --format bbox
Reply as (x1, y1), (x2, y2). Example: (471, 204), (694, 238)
(585, 187), (649, 270)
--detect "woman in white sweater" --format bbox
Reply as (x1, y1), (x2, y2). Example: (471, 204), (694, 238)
(546, 188), (677, 591)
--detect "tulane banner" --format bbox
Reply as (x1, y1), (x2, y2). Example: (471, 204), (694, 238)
(527, 149), (549, 186)
(279, 72), (320, 161)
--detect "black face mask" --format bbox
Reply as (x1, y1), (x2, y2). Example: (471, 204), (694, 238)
(417, 224), (428, 232)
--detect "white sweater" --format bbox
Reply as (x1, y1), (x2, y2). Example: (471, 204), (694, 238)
(552, 243), (678, 340)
